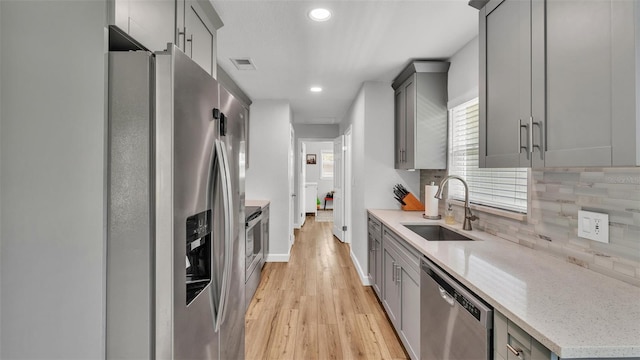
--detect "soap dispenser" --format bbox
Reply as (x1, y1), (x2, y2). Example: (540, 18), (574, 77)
(445, 202), (456, 225)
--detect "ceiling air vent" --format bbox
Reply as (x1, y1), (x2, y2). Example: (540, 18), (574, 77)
(230, 58), (256, 71)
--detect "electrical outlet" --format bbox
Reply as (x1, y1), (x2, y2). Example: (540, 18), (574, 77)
(578, 210), (609, 244)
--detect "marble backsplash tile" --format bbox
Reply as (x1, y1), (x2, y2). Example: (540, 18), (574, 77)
(420, 167), (640, 287)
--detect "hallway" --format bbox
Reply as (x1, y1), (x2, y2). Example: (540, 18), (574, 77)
(245, 216), (409, 360)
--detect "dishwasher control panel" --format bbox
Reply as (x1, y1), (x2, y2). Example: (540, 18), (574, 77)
(453, 290), (481, 321)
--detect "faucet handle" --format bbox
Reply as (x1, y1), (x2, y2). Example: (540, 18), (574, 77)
(465, 208), (478, 221)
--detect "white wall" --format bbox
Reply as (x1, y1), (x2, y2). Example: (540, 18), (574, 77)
(341, 82), (420, 284)
(447, 36), (479, 108)
(246, 100), (293, 261)
(304, 141), (334, 205)
(294, 124), (339, 139)
(0, 1), (3, 350)
(0, 2), (107, 358)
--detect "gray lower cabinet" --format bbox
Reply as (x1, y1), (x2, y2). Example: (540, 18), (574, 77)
(382, 227), (421, 360)
(367, 215), (383, 297)
(494, 311), (553, 360)
(261, 204), (269, 264)
(480, 0), (640, 168)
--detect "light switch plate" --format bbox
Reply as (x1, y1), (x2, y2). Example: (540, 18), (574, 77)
(578, 210), (609, 244)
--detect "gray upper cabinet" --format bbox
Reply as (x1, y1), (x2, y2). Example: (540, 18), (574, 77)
(479, 0), (544, 168)
(111, 0), (175, 52)
(543, 0), (639, 167)
(111, 0), (223, 78)
(480, 0), (640, 168)
(177, 0), (223, 78)
(393, 62), (449, 170)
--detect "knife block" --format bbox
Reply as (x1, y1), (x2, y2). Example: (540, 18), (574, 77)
(401, 193), (425, 211)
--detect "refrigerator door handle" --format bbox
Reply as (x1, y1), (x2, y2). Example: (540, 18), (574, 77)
(211, 139), (233, 332)
(218, 140), (234, 326)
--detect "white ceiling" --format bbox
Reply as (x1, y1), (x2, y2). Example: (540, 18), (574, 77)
(213, 0), (479, 124)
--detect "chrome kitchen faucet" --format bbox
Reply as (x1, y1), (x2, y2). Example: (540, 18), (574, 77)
(434, 175), (478, 231)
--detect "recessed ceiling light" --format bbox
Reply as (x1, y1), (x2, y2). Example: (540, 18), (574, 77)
(308, 8), (332, 22)
(310, 86), (323, 93)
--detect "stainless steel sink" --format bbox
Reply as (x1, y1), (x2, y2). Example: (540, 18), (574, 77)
(403, 225), (473, 241)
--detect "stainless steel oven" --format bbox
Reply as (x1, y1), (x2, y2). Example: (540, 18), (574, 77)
(245, 206), (263, 310)
(421, 257), (493, 360)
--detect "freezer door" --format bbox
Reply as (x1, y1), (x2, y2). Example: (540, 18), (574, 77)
(155, 46), (221, 360)
(107, 51), (155, 360)
(218, 85), (246, 360)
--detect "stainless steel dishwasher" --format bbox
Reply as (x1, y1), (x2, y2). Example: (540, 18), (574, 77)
(421, 257), (493, 360)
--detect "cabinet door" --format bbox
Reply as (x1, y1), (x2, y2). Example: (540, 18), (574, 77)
(403, 77), (416, 169)
(394, 88), (405, 169)
(399, 266), (420, 360)
(382, 245), (400, 328)
(113, 0), (174, 52)
(373, 236), (383, 297)
(368, 232), (375, 282)
(542, 0), (614, 167)
(176, 0), (222, 77)
(480, 0), (532, 168)
(185, 0), (215, 76)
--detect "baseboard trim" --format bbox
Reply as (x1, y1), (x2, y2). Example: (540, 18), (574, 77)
(266, 253), (290, 262)
(350, 250), (372, 286)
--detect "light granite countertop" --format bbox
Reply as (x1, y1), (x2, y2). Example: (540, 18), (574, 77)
(245, 199), (270, 208)
(368, 209), (640, 359)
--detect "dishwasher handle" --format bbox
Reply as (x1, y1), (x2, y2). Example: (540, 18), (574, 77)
(438, 286), (455, 306)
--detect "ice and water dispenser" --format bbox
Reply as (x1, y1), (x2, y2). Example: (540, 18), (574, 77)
(185, 210), (212, 305)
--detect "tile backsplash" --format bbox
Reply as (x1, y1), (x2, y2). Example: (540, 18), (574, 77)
(420, 167), (640, 287)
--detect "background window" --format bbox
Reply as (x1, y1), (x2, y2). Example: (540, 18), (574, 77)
(448, 98), (528, 213)
(321, 150), (334, 179)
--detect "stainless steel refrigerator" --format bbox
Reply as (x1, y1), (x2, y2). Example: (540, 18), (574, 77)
(106, 45), (245, 359)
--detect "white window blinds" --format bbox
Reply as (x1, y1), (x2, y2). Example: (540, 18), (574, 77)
(321, 150), (334, 179)
(448, 98), (528, 213)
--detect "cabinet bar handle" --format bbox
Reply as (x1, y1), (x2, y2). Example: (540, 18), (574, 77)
(532, 119), (544, 160)
(507, 344), (522, 358)
(178, 27), (189, 50)
(529, 116), (533, 155)
(392, 261), (396, 282)
(186, 34), (194, 57)
(519, 119), (529, 159)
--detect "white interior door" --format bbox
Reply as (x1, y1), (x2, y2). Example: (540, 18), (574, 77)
(299, 142), (307, 227)
(344, 127), (353, 244)
(332, 135), (344, 241)
(289, 125), (295, 246)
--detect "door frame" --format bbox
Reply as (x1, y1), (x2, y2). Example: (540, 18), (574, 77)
(297, 137), (336, 227)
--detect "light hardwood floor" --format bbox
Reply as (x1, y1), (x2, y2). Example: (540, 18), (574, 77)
(245, 216), (409, 360)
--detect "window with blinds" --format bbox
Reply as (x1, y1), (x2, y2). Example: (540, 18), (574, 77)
(448, 98), (528, 214)
(321, 150), (334, 179)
